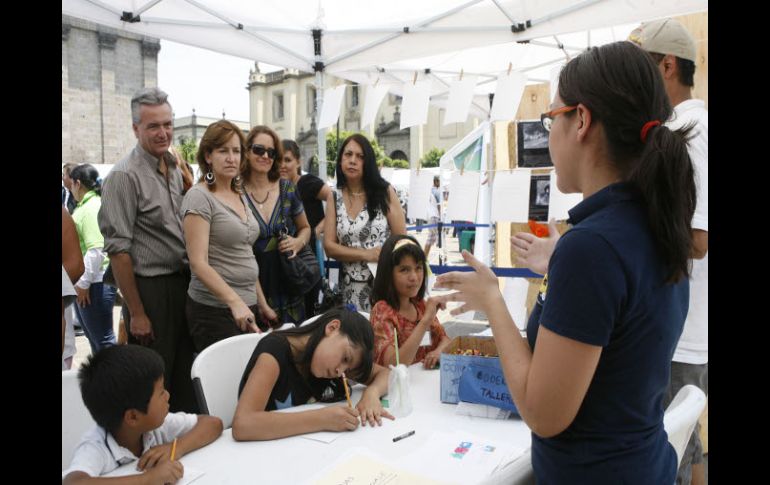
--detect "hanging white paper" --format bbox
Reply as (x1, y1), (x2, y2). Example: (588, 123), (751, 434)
(444, 74), (478, 124)
(400, 79), (432, 129)
(446, 171), (480, 222)
(490, 169), (531, 222)
(361, 84), (390, 131)
(407, 170), (434, 220)
(548, 170), (583, 220)
(379, 167), (394, 182)
(549, 64), (563, 103)
(317, 85), (346, 130)
(490, 71), (527, 121)
(502, 277), (529, 330)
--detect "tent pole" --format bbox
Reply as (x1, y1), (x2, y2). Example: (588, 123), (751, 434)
(312, 28), (328, 182)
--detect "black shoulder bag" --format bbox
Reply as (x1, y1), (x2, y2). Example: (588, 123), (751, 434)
(277, 181), (322, 296)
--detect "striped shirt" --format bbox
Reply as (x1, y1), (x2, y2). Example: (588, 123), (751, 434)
(98, 143), (187, 277)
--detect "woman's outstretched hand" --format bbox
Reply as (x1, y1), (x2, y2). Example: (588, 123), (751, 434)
(433, 250), (501, 315)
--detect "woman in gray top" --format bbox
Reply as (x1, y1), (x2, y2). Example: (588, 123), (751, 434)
(182, 120), (278, 352)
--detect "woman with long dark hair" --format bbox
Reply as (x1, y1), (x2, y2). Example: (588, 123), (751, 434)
(233, 307), (392, 440)
(435, 41), (696, 483)
(323, 134), (406, 312)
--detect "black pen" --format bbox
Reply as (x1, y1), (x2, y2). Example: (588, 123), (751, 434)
(392, 430), (416, 442)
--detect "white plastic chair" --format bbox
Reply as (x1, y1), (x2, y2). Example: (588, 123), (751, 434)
(62, 369), (96, 470)
(190, 333), (266, 429)
(663, 384), (707, 468)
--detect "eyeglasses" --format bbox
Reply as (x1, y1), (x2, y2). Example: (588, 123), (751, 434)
(540, 105), (577, 132)
(250, 144), (277, 160)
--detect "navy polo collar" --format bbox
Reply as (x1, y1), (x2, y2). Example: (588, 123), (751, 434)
(567, 182), (639, 225)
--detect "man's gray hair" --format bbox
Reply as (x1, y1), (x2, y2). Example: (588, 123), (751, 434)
(131, 87), (171, 124)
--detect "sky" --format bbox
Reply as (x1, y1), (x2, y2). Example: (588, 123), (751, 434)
(157, 40), (282, 123)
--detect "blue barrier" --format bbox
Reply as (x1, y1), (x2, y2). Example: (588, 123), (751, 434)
(323, 259), (542, 279)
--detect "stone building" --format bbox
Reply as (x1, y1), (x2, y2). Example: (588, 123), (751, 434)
(62, 14), (161, 165)
(173, 110), (250, 146)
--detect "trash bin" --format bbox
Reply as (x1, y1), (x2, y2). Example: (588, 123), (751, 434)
(459, 230), (476, 253)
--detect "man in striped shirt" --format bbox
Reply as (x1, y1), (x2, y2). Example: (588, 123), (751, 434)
(98, 87), (198, 413)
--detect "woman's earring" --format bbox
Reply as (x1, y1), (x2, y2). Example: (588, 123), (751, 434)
(205, 170), (216, 185)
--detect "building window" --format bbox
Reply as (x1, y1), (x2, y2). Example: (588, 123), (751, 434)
(350, 84), (359, 108)
(273, 92), (284, 121)
(307, 86), (317, 116)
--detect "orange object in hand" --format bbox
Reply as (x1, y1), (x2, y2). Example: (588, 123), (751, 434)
(528, 219), (550, 238)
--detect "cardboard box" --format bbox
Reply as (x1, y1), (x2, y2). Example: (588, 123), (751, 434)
(439, 336), (501, 404)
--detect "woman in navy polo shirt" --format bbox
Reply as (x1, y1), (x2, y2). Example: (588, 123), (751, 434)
(435, 41), (695, 484)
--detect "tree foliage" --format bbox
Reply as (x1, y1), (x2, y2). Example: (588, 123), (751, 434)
(420, 147), (445, 168)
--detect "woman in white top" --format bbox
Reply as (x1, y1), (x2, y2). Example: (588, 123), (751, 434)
(324, 134), (406, 312)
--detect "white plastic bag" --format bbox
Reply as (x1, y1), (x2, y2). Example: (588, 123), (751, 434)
(387, 364), (413, 417)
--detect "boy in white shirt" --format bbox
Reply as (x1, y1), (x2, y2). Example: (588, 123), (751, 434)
(63, 345), (222, 484)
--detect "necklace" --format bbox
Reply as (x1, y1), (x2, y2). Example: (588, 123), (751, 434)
(347, 189), (365, 197)
(250, 190), (270, 208)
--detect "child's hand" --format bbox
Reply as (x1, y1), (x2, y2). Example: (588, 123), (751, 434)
(322, 405), (361, 431)
(144, 459), (184, 484)
(137, 442), (175, 471)
(356, 391), (395, 427)
(423, 349), (441, 369)
(423, 297), (446, 321)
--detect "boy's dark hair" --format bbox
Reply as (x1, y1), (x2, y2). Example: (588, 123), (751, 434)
(371, 234), (427, 310)
(558, 42), (695, 283)
(78, 345), (165, 434)
(276, 307), (374, 386)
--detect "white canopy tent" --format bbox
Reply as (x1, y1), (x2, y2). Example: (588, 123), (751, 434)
(63, 0), (708, 175)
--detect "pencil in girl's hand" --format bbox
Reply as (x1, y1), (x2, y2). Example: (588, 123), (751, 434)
(342, 371), (353, 408)
(170, 438), (178, 461)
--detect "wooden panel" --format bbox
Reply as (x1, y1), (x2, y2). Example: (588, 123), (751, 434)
(674, 11), (708, 108)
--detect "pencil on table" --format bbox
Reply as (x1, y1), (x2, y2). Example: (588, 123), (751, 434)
(170, 438), (178, 461)
(342, 371), (353, 408)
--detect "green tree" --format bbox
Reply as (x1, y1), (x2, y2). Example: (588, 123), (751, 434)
(420, 147), (445, 168)
(176, 137), (198, 165)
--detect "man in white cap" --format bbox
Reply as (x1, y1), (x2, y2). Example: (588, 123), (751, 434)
(630, 17), (708, 485)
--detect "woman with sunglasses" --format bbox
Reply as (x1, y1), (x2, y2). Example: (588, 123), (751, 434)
(435, 42), (696, 484)
(242, 125), (312, 327)
(182, 120), (276, 352)
(323, 134), (406, 312)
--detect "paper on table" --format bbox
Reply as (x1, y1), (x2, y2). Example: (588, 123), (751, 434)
(106, 463), (205, 484)
(400, 430), (526, 485)
(547, 170), (583, 220)
(455, 400), (512, 420)
(490, 169), (531, 222)
(308, 448), (448, 485)
(446, 171), (480, 222)
(276, 403), (341, 443)
(407, 169), (434, 220)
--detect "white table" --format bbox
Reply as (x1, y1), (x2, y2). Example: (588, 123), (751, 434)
(133, 364), (534, 484)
